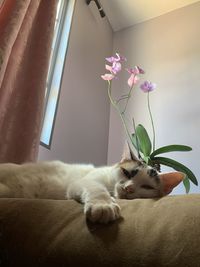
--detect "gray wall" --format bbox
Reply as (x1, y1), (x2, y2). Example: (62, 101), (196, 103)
(108, 2), (200, 194)
(38, 0), (113, 165)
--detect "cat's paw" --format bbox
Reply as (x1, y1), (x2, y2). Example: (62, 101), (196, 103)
(84, 201), (121, 224)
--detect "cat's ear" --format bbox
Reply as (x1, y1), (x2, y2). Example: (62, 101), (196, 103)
(159, 172), (185, 195)
(120, 142), (138, 162)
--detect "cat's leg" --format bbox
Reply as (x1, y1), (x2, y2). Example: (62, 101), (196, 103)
(84, 191), (121, 224)
(67, 180), (121, 224)
(0, 183), (11, 198)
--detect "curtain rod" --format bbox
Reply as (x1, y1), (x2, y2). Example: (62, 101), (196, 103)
(86, 0), (105, 18)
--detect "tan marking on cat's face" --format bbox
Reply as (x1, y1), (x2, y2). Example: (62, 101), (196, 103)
(115, 160), (163, 199)
(119, 159), (140, 172)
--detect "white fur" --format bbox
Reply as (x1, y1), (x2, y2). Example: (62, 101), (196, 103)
(0, 160), (163, 223)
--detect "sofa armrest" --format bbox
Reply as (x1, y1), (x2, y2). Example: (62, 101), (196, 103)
(0, 195), (199, 267)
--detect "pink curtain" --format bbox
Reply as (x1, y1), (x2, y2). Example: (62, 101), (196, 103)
(0, 0), (57, 163)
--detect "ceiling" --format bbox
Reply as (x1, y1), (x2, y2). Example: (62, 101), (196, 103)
(100, 0), (200, 31)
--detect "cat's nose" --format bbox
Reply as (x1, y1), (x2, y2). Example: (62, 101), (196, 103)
(125, 185), (135, 193)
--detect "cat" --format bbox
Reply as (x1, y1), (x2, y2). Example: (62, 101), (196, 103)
(0, 145), (184, 224)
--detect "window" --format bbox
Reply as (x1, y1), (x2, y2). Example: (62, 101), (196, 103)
(40, 0), (75, 148)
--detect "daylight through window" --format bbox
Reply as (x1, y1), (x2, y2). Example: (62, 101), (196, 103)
(40, 0), (75, 148)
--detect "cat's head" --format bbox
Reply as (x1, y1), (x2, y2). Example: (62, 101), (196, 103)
(114, 144), (185, 199)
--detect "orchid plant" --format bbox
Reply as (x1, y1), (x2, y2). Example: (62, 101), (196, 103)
(101, 53), (198, 193)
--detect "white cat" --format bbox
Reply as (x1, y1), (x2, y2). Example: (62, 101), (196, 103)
(0, 146), (184, 223)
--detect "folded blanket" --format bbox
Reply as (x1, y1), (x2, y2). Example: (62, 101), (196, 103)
(0, 195), (199, 267)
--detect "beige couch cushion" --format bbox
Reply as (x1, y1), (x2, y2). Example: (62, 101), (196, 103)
(0, 194), (199, 266)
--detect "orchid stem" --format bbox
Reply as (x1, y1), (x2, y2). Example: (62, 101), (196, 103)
(122, 85), (134, 114)
(147, 92), (155, 151)
(107, 81), (133, 147)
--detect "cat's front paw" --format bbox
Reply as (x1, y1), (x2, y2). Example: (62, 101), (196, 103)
(84, 201), (121, 224)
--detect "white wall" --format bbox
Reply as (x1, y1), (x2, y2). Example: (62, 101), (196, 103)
(38, 0), (113, 165)
(108, 2), (200, 194)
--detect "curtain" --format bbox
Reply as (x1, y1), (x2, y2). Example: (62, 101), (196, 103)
(0, 0), (57, 163)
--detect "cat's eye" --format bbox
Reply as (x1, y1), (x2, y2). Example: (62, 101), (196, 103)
(130, 169), (138, 177)
(141, 185), (154, 190)
(148, 168), (158, 177)
(121, 168), (138, 179)
(121, 168), (131, 179)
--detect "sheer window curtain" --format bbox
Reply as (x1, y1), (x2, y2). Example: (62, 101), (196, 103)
(0, 0), (57, 163)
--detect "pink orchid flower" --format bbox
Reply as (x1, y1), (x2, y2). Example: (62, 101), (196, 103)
(136, 66), (145, 74)
(140, 81), (156, 92)
(102, 55), (124, 81)
(106, 62), (122, 74)
(112, 61), (122, 74)
(106, 53), (126, 63)
(101, 73), (115, 81)
(126, 66), (145, 87)
(126, 66), (145, 75)
(127, 74), (139, 87)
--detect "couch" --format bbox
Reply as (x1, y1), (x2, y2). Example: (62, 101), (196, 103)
(0, 194), (199, 267)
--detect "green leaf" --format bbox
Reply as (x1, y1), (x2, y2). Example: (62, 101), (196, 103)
(135, 124), (152, 157)
(183, 177), (190, 194)
(131, 133), (141, 152)
(150, 145), (192, 158)
(143, 156), (150, 165)
(151, 156), (198, 186)
(131, 134), (148, 163)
